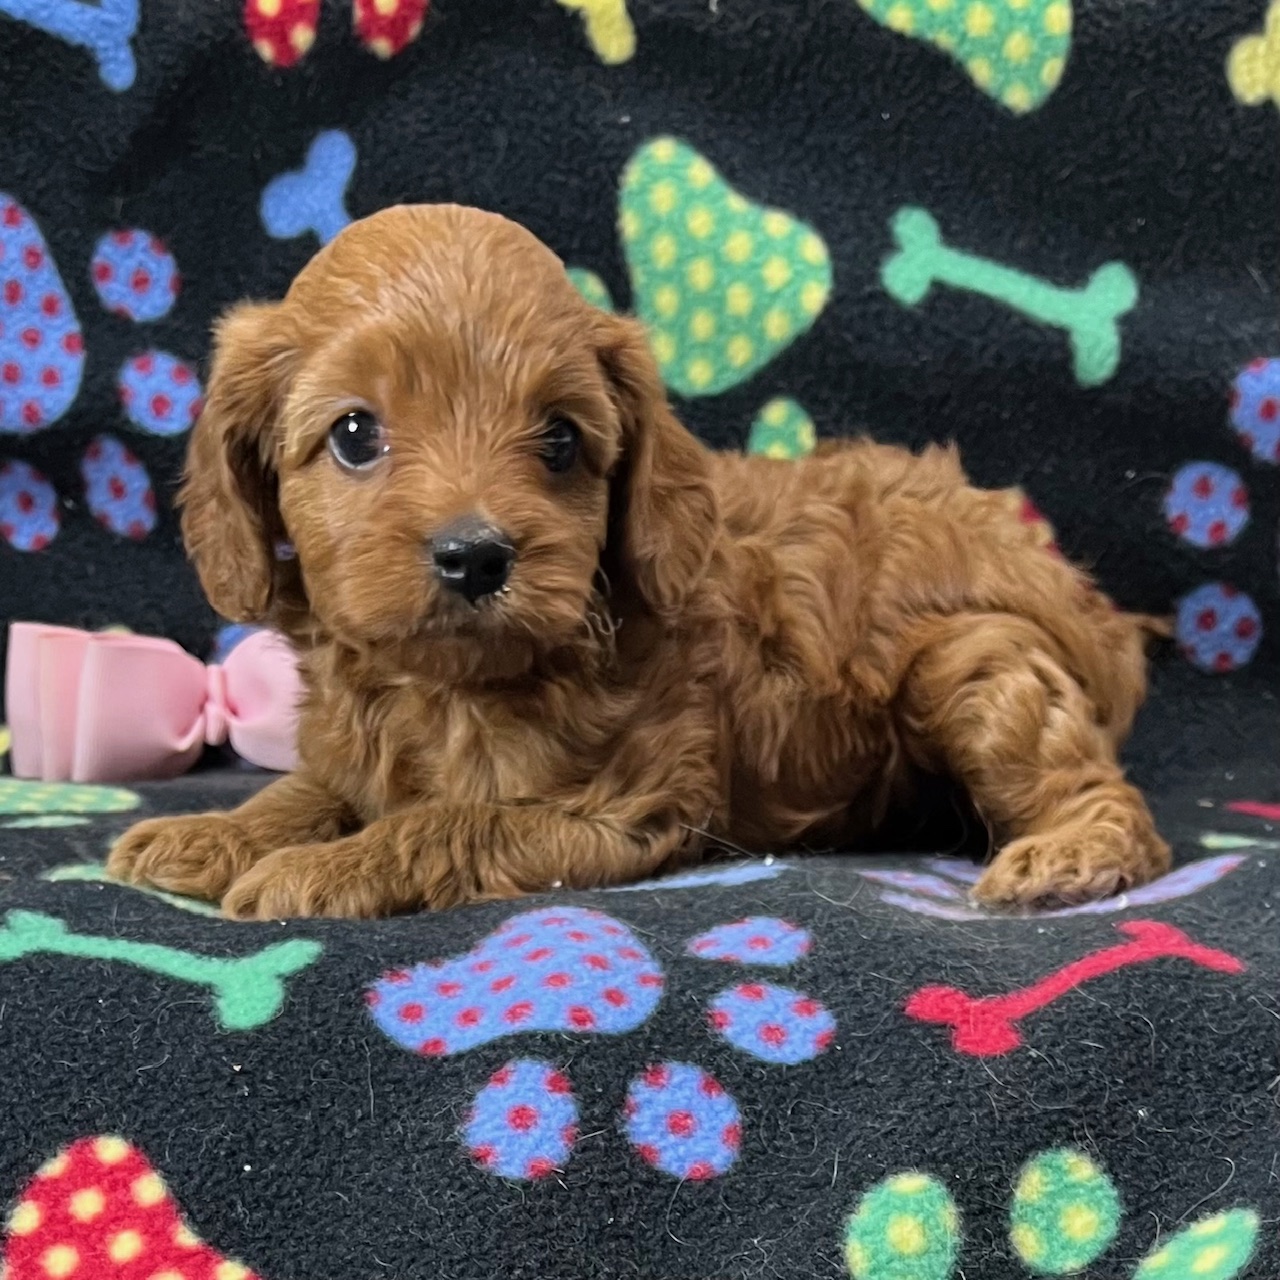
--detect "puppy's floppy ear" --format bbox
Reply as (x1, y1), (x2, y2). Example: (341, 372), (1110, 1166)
(597, 315), (717, 618)
(179, 302), (301, 624)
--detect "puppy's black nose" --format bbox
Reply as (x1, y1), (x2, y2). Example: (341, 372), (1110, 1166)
(430, 518), (516, 604)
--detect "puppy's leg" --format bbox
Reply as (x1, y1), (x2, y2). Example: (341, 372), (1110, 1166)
(900, 614), (1169, 906)
(107, 774), (351, 903)
(222, 800), (695, 921)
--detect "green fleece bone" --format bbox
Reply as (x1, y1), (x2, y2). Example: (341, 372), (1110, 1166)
(0, 910), (320, 1030)
(881, 207), (1138, 387)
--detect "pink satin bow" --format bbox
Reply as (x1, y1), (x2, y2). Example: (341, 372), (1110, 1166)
(5, 623), (302, 783)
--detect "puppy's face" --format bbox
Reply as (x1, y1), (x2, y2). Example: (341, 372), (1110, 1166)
(182, 206), (715, 676)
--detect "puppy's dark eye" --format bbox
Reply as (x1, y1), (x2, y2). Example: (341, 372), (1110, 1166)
(539, 418), (579, 473)
(328, 410), (387, 471)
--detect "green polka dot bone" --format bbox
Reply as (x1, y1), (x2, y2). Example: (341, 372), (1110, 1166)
(620, 137), (833, 397)
(1133, 1209), (1259, 1280)
(566, 267), (616, 313)
(855, 0), (1071, 114)
(1009, 1149), (1121, 1275)
(0, 778), (140, 816)
(747, 397), (818, 459)
(844, 1172), (960, 1280)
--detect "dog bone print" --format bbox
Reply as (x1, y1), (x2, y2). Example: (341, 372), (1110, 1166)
(462, 1058), (579, 1180)
(261, 131), (357, 247)
(747, 397), (817, 460)
(43, 862), (222, 916)
(1227, 0), (1280, 111)
(0, 778), (138, 817)
(607, 859), (788, 891)
(905, 920), (1244, 1057)
(1228, 801), (1280, 821)
(0, 0), (137, 89)
(844, 1172), (961, 1280)
(0, 910), (321, 1030)
(881, 207), (1138, 387)
(566, 266), (616, 312)
(1008, 1149), (1120, 1274)
(557, 0), (635, 64)
(622, 1062), (742, 1180)
(686, 917), (812, 964)
(620, 137), (832, 397)
(708, 982), (835, 1064)
(366, 906), (664, 1056)
(4, 1135), (262, 1280)
(0, 195), (85, 435)
(855, 0), (1070, 114)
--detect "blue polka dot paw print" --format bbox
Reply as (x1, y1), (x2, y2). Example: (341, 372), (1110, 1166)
(622, 1062), (742, 1180)
(1176, 582), (1262, 673)
(1230, 357), (1280, 463)
(685, 916), (812, 964)
(463, 1059), (579, 1180)
(118, 351), (202, 436)
(708, 982), (835, 1065)
(1163, 462), (1249, 549)
(0, 460), (59, 550)
(81, 434), (157, 539)
(90, 230), (179, 321)
(0, 195), (85, 434)
(366, 906), (664, 1056)
(366, 909), (833, 1182)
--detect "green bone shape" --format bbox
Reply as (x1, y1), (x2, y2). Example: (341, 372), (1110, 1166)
(0, 910), (320, 1030)
(881, 207), (1138, 387)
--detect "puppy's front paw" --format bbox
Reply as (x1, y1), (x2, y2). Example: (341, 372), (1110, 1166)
(222, 845), (400, 920)
(973, 822), (1171, 908)
(107, 814), (259, 902)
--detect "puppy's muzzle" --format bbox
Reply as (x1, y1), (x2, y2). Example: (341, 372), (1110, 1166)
(430, 517), (516, 604)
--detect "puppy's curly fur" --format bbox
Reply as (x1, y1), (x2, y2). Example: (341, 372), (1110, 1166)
(108, 205), (1170, 919)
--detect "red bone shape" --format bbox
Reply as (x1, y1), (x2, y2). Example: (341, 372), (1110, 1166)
(905, 920), (1244, 1057)
(1227, 801), (1280, 821)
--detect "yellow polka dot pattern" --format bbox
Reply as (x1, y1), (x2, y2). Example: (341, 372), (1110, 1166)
(855, 0), (1071, 113)
(0, 779), (140, 816)
(1227, 1), (1280, 111)
(843, 1171), (960, 1280)
(620, 137), (833, 397)
(1133, 1208), (1259, 1280)
(1008, 1148), (1120, 1274)
(747, 397), (818, 460)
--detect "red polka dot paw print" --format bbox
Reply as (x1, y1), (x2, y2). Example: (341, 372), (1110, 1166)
(4, 1135), (262, 1280)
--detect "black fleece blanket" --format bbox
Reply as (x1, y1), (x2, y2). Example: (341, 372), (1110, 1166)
(0, 0), (1278, 1275)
